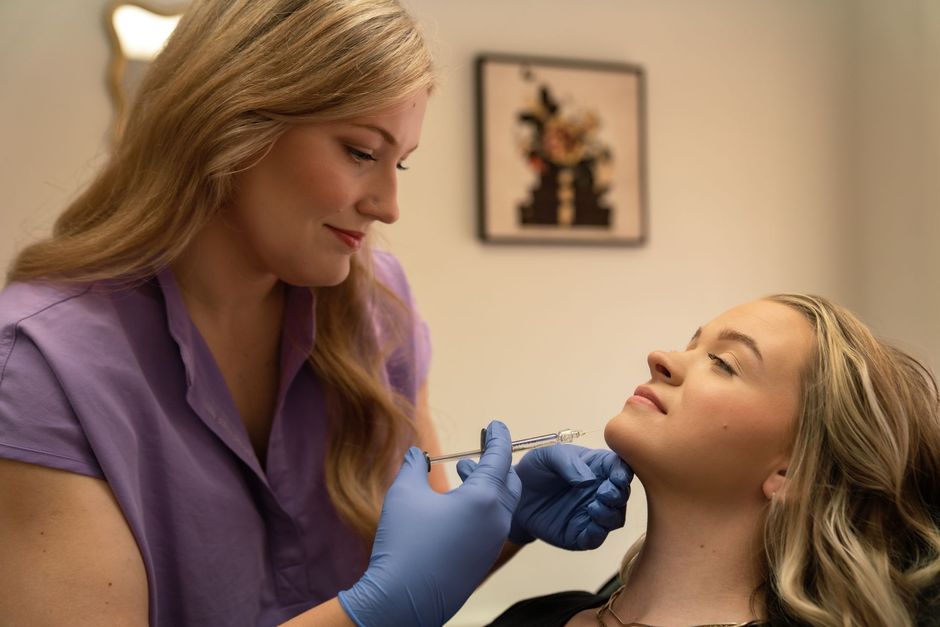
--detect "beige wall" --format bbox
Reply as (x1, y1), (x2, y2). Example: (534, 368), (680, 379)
(850, 0), (940, 371)
(0, 1), (936, 625)
(0, 1), (112, 266)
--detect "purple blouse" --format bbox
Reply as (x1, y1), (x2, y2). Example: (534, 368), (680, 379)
(0, 251), (430, 626)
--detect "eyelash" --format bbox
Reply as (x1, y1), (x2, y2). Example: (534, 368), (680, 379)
(708, 353), (736, 375)
(346, 147), (409, 171)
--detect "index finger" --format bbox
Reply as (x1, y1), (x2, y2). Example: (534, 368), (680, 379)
(587, 450), (632, 488)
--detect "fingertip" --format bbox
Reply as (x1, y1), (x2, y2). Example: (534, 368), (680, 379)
(486, 420), (511, 442)
(481, 420), (512, 457)
(390, 447), (431, 487)
(596, 480), (622, 506)
(404, 446), (425, 465)
(456, 458), (477, 481)
(610, 459), (634, 487)
(588, 500), (625, 530)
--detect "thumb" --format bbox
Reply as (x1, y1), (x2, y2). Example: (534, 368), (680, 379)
(532, 445), (596, 487)
(462, 420), (513, 487)
(390, 447), (432, 489)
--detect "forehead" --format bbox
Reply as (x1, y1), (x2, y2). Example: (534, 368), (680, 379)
(349, 90), (429, 129)
(704, 300), (815, 374)
(337, 90), (429, 147)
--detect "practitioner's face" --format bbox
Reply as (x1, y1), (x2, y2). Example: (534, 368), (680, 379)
(225, 90), (428, 287)
(605, 300), (814, 502)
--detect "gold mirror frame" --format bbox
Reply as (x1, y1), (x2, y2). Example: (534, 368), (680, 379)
(104, 1), (188, 143)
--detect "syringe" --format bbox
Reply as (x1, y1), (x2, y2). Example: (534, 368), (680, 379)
(425, 428), (587, 467)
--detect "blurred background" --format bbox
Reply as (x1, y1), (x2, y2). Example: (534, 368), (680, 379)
(1, 1), (937, 625)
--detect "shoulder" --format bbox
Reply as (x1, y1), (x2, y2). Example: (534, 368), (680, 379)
(370, 249), (414, 302)
(0, 281), (96, 367)
(0, 279), (157, 382)
(0, 281), (95, 327)
(0, 283), (110, 477)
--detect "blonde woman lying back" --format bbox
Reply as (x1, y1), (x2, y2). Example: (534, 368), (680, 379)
(490, 294), (940, 627)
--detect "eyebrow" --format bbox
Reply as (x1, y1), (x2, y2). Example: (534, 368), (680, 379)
(351, 123), (419, 153)
(689, 327), (764, 363)
(352, 123), (398, 146)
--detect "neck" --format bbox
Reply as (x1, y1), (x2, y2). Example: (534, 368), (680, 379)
(611, 492), (767, 626)
(172, 214), (284, 326)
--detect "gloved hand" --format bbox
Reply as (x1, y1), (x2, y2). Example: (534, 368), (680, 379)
(458, 444), (632, 550)
(338, 421), (522, 627)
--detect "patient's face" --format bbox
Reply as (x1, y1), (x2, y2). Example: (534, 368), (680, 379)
(605, 299), (814, 502)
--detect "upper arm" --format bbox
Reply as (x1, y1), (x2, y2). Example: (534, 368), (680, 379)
(414, 382), (450, 493)
(0, 459), (149, 626)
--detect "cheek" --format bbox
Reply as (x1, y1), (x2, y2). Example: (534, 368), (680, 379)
(708, 392), (796, 460)
(267, 139), (356, 217)
(295, 163), (354, 215)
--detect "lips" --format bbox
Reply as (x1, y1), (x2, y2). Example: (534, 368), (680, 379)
(631, 385), (667, 414)
(325, 225), (365, 249)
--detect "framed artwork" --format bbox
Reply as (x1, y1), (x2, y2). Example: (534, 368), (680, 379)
(476, 54), (647, 246)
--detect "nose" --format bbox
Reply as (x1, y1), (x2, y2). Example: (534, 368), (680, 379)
(647, 350), (683, 385)
(357, 167), (400, 224)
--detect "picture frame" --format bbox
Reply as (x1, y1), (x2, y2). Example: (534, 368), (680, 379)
(476, 54), (647, 246)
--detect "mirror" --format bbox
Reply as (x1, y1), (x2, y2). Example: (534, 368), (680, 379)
(105, 1), (187, 142)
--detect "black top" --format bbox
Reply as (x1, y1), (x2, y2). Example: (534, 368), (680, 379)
(486, 589), (768, 627)
(486, 590), (609, 627)
(486, 575), (939, 627)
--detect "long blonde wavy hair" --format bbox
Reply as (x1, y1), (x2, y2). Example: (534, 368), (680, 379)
(762, 294), (940, 626)
(7, 0), (435, 543)
(619, 294), (940, 625)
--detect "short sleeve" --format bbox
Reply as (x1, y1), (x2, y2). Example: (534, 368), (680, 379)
(371, 251), (432, 393)
(0, 329), (103, 478)
(413, 311), (431, 387)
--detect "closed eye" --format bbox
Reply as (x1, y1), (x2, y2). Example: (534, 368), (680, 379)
(348, 146), (410, 171)
(708, 353), (736, 375)
(346, 146), (376, 163)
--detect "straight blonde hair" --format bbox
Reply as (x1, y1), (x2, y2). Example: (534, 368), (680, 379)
(8, 0), (436, 542)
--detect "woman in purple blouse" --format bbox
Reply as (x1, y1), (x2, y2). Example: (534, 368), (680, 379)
(0, 1), (630, 626)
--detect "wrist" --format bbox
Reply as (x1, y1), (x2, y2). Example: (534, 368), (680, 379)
(338, 568), (441, 627)
(335, 590), (366, 627)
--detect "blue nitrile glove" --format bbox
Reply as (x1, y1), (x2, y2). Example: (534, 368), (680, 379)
(338, 421), (522, 627)
(457, 444), (632, 550)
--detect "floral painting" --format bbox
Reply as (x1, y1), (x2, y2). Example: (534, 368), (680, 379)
(477, 55), (646, 245)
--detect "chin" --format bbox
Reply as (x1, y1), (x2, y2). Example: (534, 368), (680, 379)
(286, 259), (352, 288)
(603, 415), (630, 459)
(319, 268), (352, 287)
(603, 412), (648, 471)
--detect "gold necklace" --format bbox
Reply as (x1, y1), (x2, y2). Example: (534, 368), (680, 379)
(595, 585), (758, 627)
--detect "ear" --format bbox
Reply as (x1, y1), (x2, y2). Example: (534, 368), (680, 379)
(762, 467), (789, 501)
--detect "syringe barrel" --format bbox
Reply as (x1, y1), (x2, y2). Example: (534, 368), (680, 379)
(426, 428), (583, 466)
(508, 432), (561, 453)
